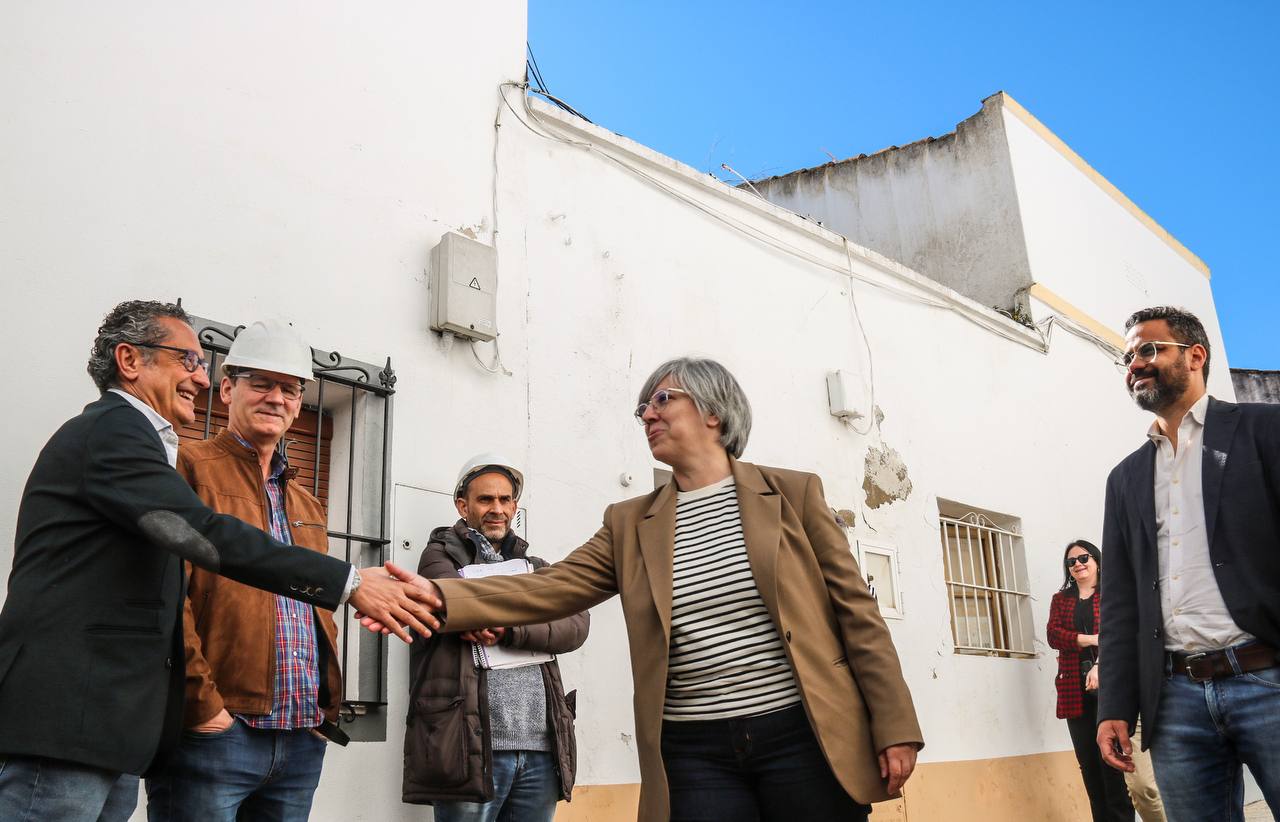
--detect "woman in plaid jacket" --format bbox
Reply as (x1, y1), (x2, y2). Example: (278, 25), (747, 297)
(1047, 540), (1135, 821)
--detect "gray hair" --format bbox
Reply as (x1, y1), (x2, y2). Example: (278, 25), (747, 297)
(87, 300), (192, 393)
(638, 357), (752, 458)
(1124, 306), (1212, 383)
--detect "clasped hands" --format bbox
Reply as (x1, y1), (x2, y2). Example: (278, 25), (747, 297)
(348, 561), (444, 644)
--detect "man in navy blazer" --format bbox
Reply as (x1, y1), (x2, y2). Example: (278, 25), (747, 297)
(1097, 306), (1280, 821)
(0, 300), (440, 822)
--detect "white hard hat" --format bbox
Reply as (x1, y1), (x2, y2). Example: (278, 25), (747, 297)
(454, 453), (524, 501)
(223, 320), (314, 381)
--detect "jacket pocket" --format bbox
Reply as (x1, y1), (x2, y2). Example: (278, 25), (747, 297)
(405, 697), (469, 787)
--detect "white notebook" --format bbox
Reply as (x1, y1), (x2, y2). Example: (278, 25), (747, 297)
(458, 558), (554, 670)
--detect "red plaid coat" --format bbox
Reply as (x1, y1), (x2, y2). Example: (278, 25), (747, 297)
(1047, 588), (1101, 719)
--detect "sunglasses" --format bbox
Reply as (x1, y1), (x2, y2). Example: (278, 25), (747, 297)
(633, 387), (690, 424)
(1065, 555), (1092, 568)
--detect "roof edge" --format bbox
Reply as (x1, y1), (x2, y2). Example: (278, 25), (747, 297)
(521, 96), (1045, 351)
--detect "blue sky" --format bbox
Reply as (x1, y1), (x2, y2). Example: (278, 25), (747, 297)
(529, 1), (1279, 370)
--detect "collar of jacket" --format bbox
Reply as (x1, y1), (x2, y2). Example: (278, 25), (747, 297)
(637, 456), (783, 641)
(210, 429), (301, 482)
(442, 519), (529, 567)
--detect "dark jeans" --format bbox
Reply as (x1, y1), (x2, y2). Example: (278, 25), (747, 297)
(144, 718), (327, 822)
(661, 703), (870, 822)
(1067, 696), (1135, 822)
(0, 756), (138, 822)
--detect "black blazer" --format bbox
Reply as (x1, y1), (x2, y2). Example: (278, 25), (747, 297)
(0, 393), (351, 774)
(1098, 396), (1280, 743)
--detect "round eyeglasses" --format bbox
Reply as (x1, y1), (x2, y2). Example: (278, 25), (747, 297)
(1114, 340), (1191, 373)
(634, 387), (690, 423)
(136, 342), (210, 374)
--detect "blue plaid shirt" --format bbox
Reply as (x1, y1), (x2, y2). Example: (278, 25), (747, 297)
(233, 434), (323, 730)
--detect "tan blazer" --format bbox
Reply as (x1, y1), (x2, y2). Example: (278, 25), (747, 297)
(436, 459), (924, 821)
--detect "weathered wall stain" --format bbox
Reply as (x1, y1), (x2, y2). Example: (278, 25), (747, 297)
(863, 442), (912, 508)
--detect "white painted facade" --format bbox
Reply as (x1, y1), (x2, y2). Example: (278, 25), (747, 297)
(1, 3), (1234, 820)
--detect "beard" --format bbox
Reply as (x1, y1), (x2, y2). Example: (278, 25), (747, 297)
(1129, 356), (1190, 412)
(471, 519), (510, 542)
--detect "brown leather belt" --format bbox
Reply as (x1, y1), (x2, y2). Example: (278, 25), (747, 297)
(1170, 642), (1279, 683)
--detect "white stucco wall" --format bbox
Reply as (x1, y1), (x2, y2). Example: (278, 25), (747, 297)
(1000, 103), (1235, 399)
(0, 4), (1237, 820)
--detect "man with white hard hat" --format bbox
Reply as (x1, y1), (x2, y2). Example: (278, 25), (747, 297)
(0, 302), (438, 822)
(402, 454), (588, 820)
(145, 320), (349, 820)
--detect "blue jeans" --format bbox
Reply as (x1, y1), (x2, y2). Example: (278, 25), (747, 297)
(1148, 656), (1280, 822)
(433, 750), (560, 822)
(0, 756), (138, 822)
(660, 703), (871, 822)
(144, 718), (327, 822)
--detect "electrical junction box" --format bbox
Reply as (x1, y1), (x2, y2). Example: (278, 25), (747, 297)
(826, 369), (867, 420)
(429, 231), (498, 342)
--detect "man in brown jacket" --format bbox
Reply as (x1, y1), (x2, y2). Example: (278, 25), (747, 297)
(145, 320), (343, 821)
(403, 454), (588, 822)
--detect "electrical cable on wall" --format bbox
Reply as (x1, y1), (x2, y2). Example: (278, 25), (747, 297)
(471, 336), (512, 376)
(841, 237), (876, 435)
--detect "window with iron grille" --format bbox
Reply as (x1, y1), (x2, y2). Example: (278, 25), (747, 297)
(938, 503), (1034, 658)
(186, 313), (397, 728)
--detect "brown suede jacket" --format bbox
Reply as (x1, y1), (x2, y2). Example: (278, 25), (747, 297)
(177, 431), (343, 728)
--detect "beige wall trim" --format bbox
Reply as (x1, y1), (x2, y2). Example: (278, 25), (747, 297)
(995, 92), (1211, 280)
(881, 749), (1090, 822)
(557, 750), (1089, 822)
(554, 783), (640, 822)
(1030, 282), (1126, 349)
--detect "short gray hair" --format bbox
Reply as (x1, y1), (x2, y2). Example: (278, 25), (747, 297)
(87, 300), (191, 393)
(638, 357), (752, 458)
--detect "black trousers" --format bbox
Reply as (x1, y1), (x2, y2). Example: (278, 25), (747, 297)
(1066, 695), (1135, 822)
(661, 703), (870, 822)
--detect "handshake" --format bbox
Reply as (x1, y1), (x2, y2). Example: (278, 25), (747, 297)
(349, 562), (446, 643)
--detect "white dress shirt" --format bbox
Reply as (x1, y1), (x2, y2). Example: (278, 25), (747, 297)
(1149, 392), (1253, 652)
(109, 388), (180, 468)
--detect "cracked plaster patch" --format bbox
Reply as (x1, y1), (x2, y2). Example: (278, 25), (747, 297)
(863, 443), (912, 508)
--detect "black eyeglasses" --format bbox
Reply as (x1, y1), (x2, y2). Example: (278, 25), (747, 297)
(230, 372), (305, 400)
(135, 343), (210, 374)
(634, 387), (690, 423)
(1065, 555), (1092, 568)
(1114, 340), (1191, 372)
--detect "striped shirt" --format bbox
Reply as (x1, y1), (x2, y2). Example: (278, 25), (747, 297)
(663, 477), (801, 721)
(233, 434), (323, 731)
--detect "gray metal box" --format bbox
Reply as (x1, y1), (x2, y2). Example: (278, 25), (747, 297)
(429, 231), (498, 342)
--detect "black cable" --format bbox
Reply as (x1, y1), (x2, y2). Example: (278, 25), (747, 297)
(526, 43), (549, 92)
(527, 87), (592, 124)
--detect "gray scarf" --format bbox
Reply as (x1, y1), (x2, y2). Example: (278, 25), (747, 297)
(465, 528), (505, 564)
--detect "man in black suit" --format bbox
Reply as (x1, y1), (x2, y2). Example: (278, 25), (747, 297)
(0, 300), (441, 822)
(1097, 306), (1280, 821)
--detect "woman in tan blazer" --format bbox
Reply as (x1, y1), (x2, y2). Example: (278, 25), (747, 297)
(406, 357), (923, 821)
